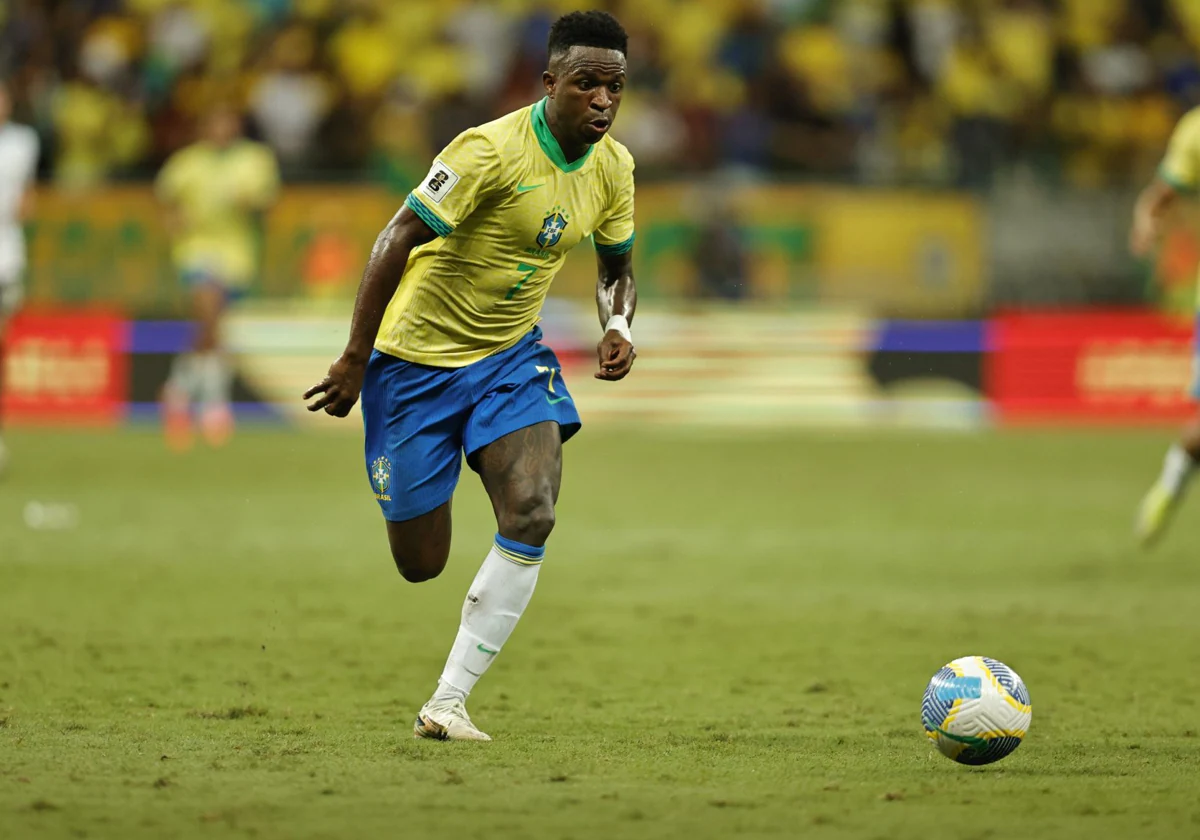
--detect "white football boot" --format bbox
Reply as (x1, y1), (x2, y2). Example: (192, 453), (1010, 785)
(413, 698), (492, 741)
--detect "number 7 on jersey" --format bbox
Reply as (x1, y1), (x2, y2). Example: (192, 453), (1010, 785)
(506, 262), (537, 301)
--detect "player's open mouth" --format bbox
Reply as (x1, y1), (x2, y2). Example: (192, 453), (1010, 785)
(588, 119), (610, 133)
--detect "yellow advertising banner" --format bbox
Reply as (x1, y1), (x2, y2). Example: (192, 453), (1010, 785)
(24, 183), (983, 316)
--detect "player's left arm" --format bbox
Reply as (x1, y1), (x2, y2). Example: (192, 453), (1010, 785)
(593, 150), (637, 381)
(595, 249), (637, 381)
(240, 146), (281, 211)
(1132, 108), (1200, 256)
(1131, 179), (1180, 258)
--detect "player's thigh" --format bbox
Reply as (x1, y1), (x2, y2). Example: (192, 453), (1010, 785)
(464, 333), (579, 513)
(362, 350), (468, 529)
(473, 421), (564, 523)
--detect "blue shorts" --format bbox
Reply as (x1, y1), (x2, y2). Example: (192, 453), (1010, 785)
(361, 326), (582, 522)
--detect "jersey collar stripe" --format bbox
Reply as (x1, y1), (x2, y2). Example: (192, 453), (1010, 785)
(593, 232), (636, 256)
(405, 193), (454, 237)
(1159, 164), (1197, 195)
(532, 98), (594, 174)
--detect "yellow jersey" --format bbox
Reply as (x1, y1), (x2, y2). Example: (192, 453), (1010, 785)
(1159, 106), (1200, 307)
(155, 139), (280, 287)
(377, 98), (636, 367)
(1160, 106), (1200, 196)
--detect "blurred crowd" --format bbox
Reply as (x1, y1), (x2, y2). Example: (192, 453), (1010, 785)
(2, 0), (1200, 191)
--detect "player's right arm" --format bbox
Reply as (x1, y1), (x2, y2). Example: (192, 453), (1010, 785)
(1132, 108), (1200, 256)
(304, 130), (501, 416)
(154, 150), (186, 238)
(303, 206), (437, 416)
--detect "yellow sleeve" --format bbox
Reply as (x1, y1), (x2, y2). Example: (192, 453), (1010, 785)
(1160, 108), (1200, 193)
(155, 151), (186, 204)
(593, 150), (635, 256)
(240, 145), (280, 209)
(404, 129), (501, 237)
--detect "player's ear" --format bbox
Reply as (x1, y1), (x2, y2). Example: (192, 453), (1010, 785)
(542, 70), (556, 98)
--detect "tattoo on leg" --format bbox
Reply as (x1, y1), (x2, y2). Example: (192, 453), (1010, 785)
(478, 423), (562, 543)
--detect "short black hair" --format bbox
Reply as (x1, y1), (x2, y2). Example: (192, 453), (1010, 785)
(548, 10), (628, 59)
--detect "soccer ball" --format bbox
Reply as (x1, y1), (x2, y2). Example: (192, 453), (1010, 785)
(922, 656), (1031, 765)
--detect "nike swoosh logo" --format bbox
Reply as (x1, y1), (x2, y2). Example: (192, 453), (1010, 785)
(516, 184), (543, 194)
(546, 395), (571, 405)
(476, 644), (498, 655)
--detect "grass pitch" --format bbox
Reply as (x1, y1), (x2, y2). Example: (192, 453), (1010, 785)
(2, 426), (1200, 839)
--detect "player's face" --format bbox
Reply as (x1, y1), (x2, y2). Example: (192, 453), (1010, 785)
(203, 109), (242, 148)
(545, 46), (626, 146)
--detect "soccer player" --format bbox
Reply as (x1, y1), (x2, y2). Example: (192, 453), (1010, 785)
(156, 105), (279, 450)
(304, 10), (637, 740)
(1131, 104), (1200, 545)
(0, 81), (40, 475)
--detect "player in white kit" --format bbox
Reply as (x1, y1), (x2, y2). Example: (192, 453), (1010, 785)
(0, 82), (41, 474)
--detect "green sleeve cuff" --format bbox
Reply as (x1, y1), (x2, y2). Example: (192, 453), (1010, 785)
(594, 231), (636, 256)
(1158, 165), (1197, 195)
(405, 193), (454, 237)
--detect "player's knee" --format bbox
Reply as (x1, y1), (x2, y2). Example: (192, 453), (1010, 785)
(498, 498), (556, 547)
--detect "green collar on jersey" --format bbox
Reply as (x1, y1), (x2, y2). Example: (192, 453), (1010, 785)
(532, 98), (594, 173)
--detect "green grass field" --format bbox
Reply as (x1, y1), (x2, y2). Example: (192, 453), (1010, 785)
(3, 426), (1200, 839)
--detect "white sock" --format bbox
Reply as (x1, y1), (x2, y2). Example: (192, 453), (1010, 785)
(1160, 444), (1196, 496)
(195, 353), (233, 408)
(433, 535), (544, 701)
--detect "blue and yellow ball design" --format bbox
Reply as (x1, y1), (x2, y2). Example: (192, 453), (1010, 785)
(922, 656), (1031, 766)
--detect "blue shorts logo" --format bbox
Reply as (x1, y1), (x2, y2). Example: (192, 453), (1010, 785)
(370, 455), (392, 500)
(537, 207), (570, 249)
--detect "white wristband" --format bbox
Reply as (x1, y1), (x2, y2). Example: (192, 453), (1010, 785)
(605, 314), (632, 344)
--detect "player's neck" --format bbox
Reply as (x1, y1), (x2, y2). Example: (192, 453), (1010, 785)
(543, 103), (588, 164)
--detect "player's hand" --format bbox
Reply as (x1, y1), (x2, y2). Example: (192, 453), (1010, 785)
(595, 330), (636, 381)
(304, 354), (366, 417)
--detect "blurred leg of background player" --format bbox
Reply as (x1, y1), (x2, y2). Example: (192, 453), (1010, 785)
(1136, 404), (1200, 547)
(162, 278), (234, 451)
(0, 282), (21, 474)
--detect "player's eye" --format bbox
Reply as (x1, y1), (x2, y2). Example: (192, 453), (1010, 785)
(610, 83), (623, 93)
(578, 79), (591, 90)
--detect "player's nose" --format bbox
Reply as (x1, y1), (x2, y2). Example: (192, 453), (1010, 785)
(591, 89), (612, 110)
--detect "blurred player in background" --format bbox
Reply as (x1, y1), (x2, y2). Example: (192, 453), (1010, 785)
(1131, 105), (1200, 545)
(305, 11), (637, 740)
(0, 81), (40, 475)
(156, 105), (279, 450)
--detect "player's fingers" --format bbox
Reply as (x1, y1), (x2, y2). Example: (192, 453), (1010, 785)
(595, 357), (631, 380)
(303, 378), (331, 400)
(306, 388), (339, 412)
(603, 344), (633, 371)
(326, 393), (360, 418)
(594, 367), (629, 381)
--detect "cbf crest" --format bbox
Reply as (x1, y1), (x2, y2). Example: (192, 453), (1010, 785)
(536, 205), (571, 249)
(370, 455), (392, 500)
